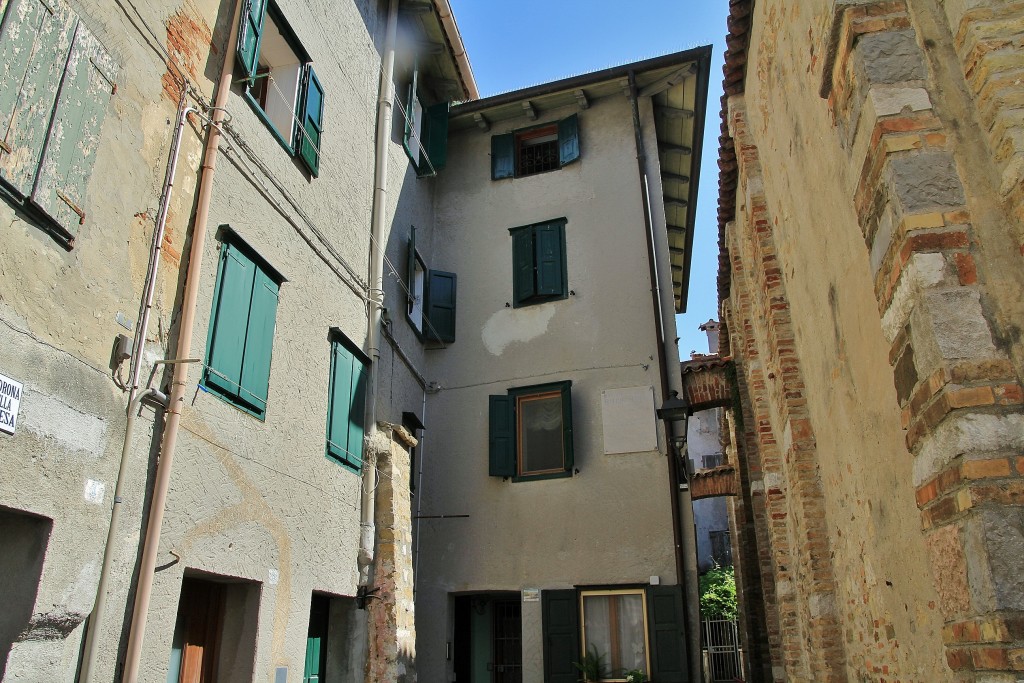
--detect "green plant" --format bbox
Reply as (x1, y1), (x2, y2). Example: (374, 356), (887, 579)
(623, 669), (648, 682)
(573, 644), (606, 682)
(699, 564), (738, 619)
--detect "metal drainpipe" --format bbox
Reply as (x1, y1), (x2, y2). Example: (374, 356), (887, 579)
(119, 1), (241, 679)
(627, 71), (702, 683)
(126, 92), (191, 402)
(78, 387), (166, 683)
(79, 91), (192, 683)
(359, 0), (399, 589)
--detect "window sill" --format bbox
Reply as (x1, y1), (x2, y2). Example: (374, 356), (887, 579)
(512, 293), (568, 309)
(199, 382), (267, 421)
(511, 470), (573, 483)
(325, 449), (362, 474)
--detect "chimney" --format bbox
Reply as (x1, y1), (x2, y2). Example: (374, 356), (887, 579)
(698, 319), (720, 355)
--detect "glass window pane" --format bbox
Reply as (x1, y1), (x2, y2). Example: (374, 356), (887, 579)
(518, 392), (563, 474)
(582, 593), (648, 681)
(615, 594), (646, 673)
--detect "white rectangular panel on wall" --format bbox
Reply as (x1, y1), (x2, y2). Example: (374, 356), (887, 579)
(601, 386), (658, 455)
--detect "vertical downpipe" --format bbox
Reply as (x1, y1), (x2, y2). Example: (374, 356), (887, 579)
(360, 0), (400, 587)
(119, 1), (241, 679)
(627, 71), (702, 682)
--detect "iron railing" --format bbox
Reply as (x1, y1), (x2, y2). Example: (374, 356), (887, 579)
(701, 618), (744, 682)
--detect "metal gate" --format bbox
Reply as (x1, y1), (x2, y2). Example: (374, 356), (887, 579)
(701, 618), (744, 682)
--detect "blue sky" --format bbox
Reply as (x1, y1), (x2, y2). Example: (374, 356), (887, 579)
(448, 0), (730, 357)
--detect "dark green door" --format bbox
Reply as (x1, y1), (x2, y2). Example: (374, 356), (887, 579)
(303, 595), (329, 683)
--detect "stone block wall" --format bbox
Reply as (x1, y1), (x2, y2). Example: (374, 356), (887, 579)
(718, 0), (1024, 680)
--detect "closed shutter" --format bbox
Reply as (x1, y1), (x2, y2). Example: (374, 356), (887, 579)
(30, 19), (116, 238)
(303, 634), (321, 683)
(0, 0), (75, 197)
(511, 227), (535, 305)
(418, 100), (449, 176)
(297, 65), (323, 177)
(346, 358), (367, 470)
(542, 589), (580, 683)
(327, 341), (354, 463)
(534, 221), (565, 297)
(205, 243), (256, 401)
(488, 395), (514, 477)
(646, 586), (688, 682)
(424, 269), (456, 343)
(491, 132), (514, 180)
(238, 266), (279, 415)
(559, 381), (574, 473)
(558, 114), (580, 166)
(236, 0), (266, 79)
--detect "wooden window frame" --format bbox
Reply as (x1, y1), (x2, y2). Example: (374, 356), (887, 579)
(515, 389), (565, 477)
(236, 0), (322, 175)
(515, 123), (559, 177)
(579, 589), (652, 683)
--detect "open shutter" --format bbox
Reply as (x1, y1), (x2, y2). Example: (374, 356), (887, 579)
(424, 269), (456, 343)
(327, 341), (354, 463)
(238, 266), (279, 416)
(647, 586), (688, 682)
(417, 100), (449, 176)
(534, 221), (565, 297)
(206, 243), (256, 400)
(511, 227), (535, 305)
(491, 133), (514, 180)
(560, 381), (574, 474)
(0, 0), (75, 197)
(406, 228), (416, 313)
(403, 67), (422, 168)
(236, 0), (267, 79)
(558, 113), (580, 166)
(488, 395), (514, 477)
(542, 590), (580, 683)
(31, 20), (117, 239)
(297, 65), (323, 177)
(347, 358), (367, 470)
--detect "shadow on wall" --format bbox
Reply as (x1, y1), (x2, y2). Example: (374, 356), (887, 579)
(0, 507), (54, 680)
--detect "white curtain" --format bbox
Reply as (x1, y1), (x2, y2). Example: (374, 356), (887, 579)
(583, 594), (647, 678)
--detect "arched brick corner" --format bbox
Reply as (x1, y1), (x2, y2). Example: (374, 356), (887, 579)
(690, 465), (738, 500)
(681, 356), (734, 413)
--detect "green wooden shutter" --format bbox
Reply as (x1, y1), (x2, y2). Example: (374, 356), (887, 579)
(402, 67), (420, 167)
(534, 221), (565, 297)
(238, 266), (279, 415)
(558, 114), (580, 166)
(424, 269), (456, 343)
(418, 100), (449, 176)
(511, 227), (535, 305)
(542, 589), (580, 683)
(297, 65), (323, 177)
(647, 586), (688, 682)
(236, 0), (266, 79)
(491, 133), (514, 180)
(560, 380), (574, 473)
(205, 242), (256, 400)
(406, 227), (416, 313)
(31, 20), (117, 238)
(346, 358), (367, 470)
(326, 340), (354, 463)
(488, 395), (514, 477)
(0, 0), (75, 197)
(303, 633), (322, 683)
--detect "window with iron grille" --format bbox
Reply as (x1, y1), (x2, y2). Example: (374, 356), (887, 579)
(491, 114), (581, 179)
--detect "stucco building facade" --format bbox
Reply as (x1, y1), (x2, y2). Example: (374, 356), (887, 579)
(715, 0), (1024, 681)
(1, 0), (715, 681)
(0, 0), (472, 681)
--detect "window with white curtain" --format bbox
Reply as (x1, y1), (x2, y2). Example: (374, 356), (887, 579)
(580, 589), (650, 681)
